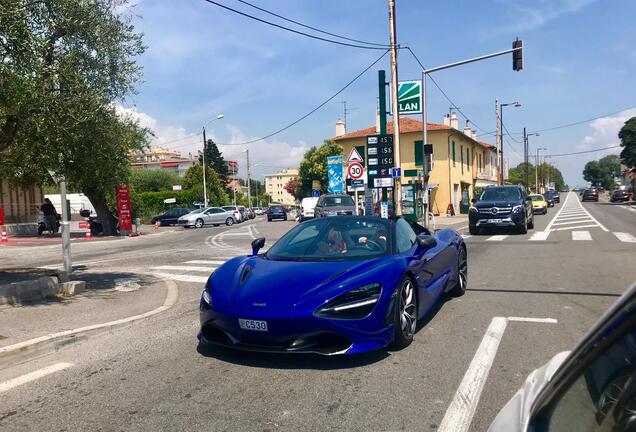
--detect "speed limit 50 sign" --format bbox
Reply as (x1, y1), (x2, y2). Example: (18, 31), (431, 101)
(347, 162), (364, 180)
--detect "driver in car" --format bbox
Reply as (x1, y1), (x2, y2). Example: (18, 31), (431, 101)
(317, 227), (348, 254)
(357, 225), (388, 249)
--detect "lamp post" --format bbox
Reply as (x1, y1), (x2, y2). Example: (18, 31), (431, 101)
(202, 114), (224, 207)
(523, 129), (540, 191)
(499, 101), (521, 185)
(243, 149), (251, 209)
(536, 147), (547, 193)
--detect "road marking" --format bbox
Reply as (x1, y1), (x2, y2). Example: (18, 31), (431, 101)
(150, 272), (208, 283)
(485, 235), (508, 242)
(438, 316), (557, 432)
(461, 235), (472, 240)
(613, 232), (636, 243)
(0, 363), (73, 393)
(185, 260), (230, 265)
(554, 214), (589, 220)
(39, 248), (197, 270)
(508, 317), (558, 323)
(529, 231), (550, 241)
(552, 219), (598, 227)
(151, 265), (216, 272)
(572, 231), (592, 241)
(553, 224), (600, 231)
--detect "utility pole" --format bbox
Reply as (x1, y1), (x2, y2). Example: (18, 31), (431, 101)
(500, 102), (504, 185)
(388, 0), (401, 215)
(59, 178), (72, 275)
(202, 127), (208, 207)
(495, 99), (501, 185)
(244, 149), (252, 208)
(523, 127), (528, 190)
(421, 71), (428, 228)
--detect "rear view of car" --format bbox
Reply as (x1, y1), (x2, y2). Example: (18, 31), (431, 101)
(222, 206), (243, 222)
(581, 189), (599, 202)
(299, 197), (319, 222)
(610, 189), (630, 202)
(267, 205), (287, 221)
(314, 194), (356, 218)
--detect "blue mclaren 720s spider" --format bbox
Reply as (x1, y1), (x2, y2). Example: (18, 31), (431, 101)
(198, 216), (466, 355)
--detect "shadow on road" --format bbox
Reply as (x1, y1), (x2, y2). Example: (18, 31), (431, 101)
(467, 287), (621, 298)
(196, 342), (389, 370)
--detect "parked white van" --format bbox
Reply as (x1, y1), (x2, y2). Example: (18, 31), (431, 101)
(299, 197), (319, 222)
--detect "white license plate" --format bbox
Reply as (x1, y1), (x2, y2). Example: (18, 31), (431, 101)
(238, 319), (268, 332)
(486, 218), (503, 223)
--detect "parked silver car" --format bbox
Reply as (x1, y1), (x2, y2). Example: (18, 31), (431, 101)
(314, 194), (356, 218)
(178, 207), (236, 228)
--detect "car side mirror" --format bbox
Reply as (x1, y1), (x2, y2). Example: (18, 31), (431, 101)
(416, 233), (437, 249)
(251, 237), (266, 256)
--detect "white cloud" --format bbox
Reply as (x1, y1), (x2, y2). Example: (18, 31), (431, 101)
(578, 108), (636, 151)
(485, 0), (598, 36)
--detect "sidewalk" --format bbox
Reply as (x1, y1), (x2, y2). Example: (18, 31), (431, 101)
(432, 214), (469, 228)
(0, 271), (167, 350)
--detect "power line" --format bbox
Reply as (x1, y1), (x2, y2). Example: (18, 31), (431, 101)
(501, 122), (522, 143)
(201, 0), (388, 50)
(217, 49), (390, 146)
(477, 106), (636, 137)
(405, 47), (490, 135)
(544, 145), (621, 158)
(233, 0), (389, 48)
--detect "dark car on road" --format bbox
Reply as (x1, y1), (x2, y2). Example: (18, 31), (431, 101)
(551, 190), (560, 203)
(543, 191), (555, 207)
(151, 208), (191, 226)
(581, 188), (599, 202)
(610, 189), (630, 202)
(266, 204), (287, 222)
(314, 194), (356, 218)
(469, 185), (534, 235)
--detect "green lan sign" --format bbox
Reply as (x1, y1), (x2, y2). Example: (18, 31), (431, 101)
(397, 80), (422, 115)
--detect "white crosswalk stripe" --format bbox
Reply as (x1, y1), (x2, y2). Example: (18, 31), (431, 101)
(185, 260), (235, 265)
(151, 272), (209, 283)
(152, 265), (217, 272)
(486, 235), (508, 242)
(613, 232), (636, 243)
(529, 231), (550, 241)
(572, 231), (592, 241)
(149, 255), (243, 283)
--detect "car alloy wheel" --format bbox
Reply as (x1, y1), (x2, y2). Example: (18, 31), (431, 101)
(225, 217), (234, 226)
(449, 247), (467, 297)
(195, 218), (204, 228)
(393, 277), (417, 348)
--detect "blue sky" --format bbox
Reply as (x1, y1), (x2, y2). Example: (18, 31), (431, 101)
(121, 0), (636, 185)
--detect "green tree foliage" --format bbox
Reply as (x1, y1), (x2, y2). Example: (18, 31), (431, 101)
(199, 139), (229, 184)
(583, 154), (621, 189)
(0, 0), (148, 235)
(507, 162), (535, 188)
(129, 169), (181, 193)
(182, 164), (229, 206)
(536, 162), (565, 191)
(295, 141), (343, 198)
(618, 117), (636, 168)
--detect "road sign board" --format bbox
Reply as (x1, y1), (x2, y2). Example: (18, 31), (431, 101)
(311, 189), (320, 198)
(351, 179), (364, 186)
(327, 156), (344, 193)
(392, 167), (401, 178)
(347, 147), (363, 163)
(348, 162), (364, 180)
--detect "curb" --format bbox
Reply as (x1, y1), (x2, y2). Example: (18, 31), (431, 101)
(0, 278), (178, 368)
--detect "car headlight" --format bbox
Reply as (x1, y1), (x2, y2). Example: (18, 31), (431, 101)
(201, 286), (212, 308)
(512, 205), (524, 212)
(314, 283), (381, 319)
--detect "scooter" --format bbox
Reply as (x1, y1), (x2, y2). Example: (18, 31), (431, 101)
(37, 211), (60, 235)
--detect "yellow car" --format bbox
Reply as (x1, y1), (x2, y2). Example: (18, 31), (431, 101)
(529, 193), (548, 214)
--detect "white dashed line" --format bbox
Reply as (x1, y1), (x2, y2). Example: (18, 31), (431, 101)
(572, 231), (592, 241)
(485, 235), (508, 242)
(529, 231), (550, 241)
(613, 232), (636, 243)
(0, 363), (73, 393)
(185, 260), (231, 265)
(150, 273), (208, 283)
(152, 265), (216, 272)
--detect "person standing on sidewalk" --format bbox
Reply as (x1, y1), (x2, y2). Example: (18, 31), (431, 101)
(41, 198), (58, 234)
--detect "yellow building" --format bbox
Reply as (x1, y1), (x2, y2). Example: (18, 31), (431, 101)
(264, 169), (299, 206)
(332, 115), (498, 215)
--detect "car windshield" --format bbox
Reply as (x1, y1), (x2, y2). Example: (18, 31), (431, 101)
(322, 196), (355, 207)
(480, 188), (522, 201)
(222, 206), (235, 211)
(188, 208), (205, 214)
(266, 217), (390, 261)
(530, 195), (544, 201)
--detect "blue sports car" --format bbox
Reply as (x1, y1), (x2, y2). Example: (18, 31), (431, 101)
(198, 216), (467, 355)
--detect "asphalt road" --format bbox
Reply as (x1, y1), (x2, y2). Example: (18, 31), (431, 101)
(1, 193), (635, 432)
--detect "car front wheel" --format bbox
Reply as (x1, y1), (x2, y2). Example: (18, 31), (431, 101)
(392, 276), (417, 349)
(448, 246), (467, 297)
(194, 218), (204, 228)
(517, 217), (528, 234)
(225, 218), (234, 226)
(528, 215), (534, 229)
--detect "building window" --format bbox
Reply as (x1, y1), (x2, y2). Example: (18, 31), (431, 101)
(467, 148), (470, 170)
(452, 141), (456, 167)
(460, 145), (464, 173)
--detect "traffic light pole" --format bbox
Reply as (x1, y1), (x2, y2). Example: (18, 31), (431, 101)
(202, 127), (208, 207)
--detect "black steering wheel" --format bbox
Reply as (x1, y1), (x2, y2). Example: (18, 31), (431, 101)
(362, 238), (384, 252)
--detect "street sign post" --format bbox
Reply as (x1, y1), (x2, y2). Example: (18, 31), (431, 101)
(392, 167), (401, 178)
(311, 189), (320, 198)
(327, 156), (344, 193)
(115, 184), (133, 235)
(366, 134), (394, 188)
(389, 80), (423, 115)
(348, 162), (364, 180)
(347, 147), (363, 163)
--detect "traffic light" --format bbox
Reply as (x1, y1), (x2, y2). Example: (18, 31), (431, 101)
(513, 39), (523, 71)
